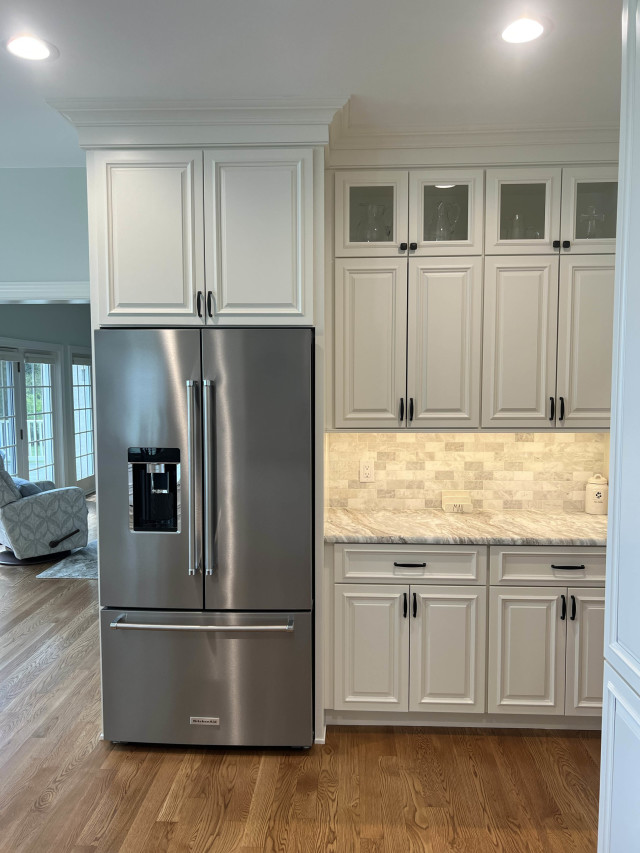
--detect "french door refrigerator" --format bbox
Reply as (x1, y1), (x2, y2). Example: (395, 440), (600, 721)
(95, 328), (313, 747)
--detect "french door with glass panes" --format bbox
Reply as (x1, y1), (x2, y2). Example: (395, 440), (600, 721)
(0, 348), (60, 484)
(71, 354), (95, 492)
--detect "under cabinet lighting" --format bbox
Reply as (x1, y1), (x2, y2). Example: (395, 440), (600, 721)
(501, 18), (544, 43)
(435, 184), (455, 189)
(6, 34), (58, 60)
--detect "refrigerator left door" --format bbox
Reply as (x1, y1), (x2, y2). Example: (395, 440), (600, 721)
(95, 329), (203, 609)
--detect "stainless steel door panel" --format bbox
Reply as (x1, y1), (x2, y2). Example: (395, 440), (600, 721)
(100, 609), (313, 746)
(202, 329), (313, 610)
(95, 330), (203, 609)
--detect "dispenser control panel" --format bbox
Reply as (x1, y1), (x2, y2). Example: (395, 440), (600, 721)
(128, 447), (181, 533)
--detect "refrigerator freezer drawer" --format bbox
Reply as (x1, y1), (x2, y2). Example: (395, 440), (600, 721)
(100, 609), (313, 747)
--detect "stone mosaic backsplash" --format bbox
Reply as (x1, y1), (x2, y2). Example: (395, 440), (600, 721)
(325, 432), (609, 513)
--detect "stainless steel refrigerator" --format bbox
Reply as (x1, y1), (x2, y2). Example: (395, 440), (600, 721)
(95, 328), (313, 747)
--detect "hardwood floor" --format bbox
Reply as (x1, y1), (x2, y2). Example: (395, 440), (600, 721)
(0, 564), (601, 853)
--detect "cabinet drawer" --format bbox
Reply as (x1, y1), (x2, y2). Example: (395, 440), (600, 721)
(490, 546), (606, 586)
(334, 543), (487, 584)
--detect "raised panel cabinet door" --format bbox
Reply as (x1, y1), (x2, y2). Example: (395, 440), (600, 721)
(409, 168), (484, 256)
(333, 584), (409, 712)
(204, 148), (313, 324)
(482, 256), (559, 428)
(485, 167), (562, 254)
(560, 165), (618, 254)
(409, 586), (487, 713)
(556, 256), (615, 428)
(488, 587), (566, 715)
(335, 170), (409, 257)
(565, 588), (605, 716)
(407, 257), (482, 428)
(334, 258), (408, 428)
(89, 149), (205, 326)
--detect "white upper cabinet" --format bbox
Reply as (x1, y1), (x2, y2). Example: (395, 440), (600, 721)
(565, 588), (605, 716)
(90, 149), (205, 326)
(485, 167), (562, 254)
(335, 170), (409, 257)
(482, 256), (559, 428)
(556, 255), (615, 428)
(334, 258), (407, 428)
(204, 148), (313, 324)
(560, 166), (618, 254)
(407, 257), (482, 428)
(410, 585), (486, 714)
(409, 169), (484, 255)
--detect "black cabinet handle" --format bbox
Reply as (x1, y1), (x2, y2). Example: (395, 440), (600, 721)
(412, 592), (417, 618)
(559, 397), (565, 421)
(197, 291), (203, 318)
(570, 595), (577, 621)
(403, 593), (408, 618)
(562, 240), (571, 249)
(207, 291), (214, 318)
(561, 594), (567, 621)
(549, 396), (555, 421)
(399, 398), (405, 422)
(551, 564), (586, 571)
(393, 562), (427, 568)
(553, 240), (560, 249)
(399, 242), (408, 251)
(409, 242), (418, 251)
(409, 397), (414, 422)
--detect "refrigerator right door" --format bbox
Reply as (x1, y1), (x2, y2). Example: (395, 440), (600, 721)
(202, 328), (313, 611)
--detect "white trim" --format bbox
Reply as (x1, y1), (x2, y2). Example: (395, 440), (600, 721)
(0, 282), (90, 303)
(49, 98), (345, 149)
(325, 709), (601, 730)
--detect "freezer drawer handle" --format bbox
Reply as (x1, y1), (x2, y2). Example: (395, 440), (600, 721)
(109, 614), (295, 632)
(203, 379), (215, 576)
(186, 379), (201, 576)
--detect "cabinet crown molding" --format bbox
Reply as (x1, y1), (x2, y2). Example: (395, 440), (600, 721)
(50, 97), (346, 148)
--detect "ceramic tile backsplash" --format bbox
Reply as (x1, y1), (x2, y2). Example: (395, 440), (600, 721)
(325, 433), (609, 512)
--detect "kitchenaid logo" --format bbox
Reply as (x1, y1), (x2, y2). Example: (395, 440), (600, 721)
(190, 716), (220, 726)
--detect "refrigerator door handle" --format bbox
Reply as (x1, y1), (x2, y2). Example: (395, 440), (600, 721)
(109, 615), (295, 633)
(186, 379), (200, 576)
(203, 379), (215, 576)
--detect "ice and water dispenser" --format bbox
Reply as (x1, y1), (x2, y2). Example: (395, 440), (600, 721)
(128, 448), (180, 532)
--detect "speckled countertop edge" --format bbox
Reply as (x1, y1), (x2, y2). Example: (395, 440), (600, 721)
(324, 508), (607, 547)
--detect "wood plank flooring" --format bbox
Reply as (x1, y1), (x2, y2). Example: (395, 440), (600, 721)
(0, 563), (601, 852)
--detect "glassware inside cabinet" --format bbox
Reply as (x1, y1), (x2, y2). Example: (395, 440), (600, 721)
(349, 186), (394, 243)
(574, 182), (617, 240)
(423, 184), (469, 242)
(499, 183), (547, 241)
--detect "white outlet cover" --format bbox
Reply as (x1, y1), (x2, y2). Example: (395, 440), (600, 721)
(359, 459), (375, 482)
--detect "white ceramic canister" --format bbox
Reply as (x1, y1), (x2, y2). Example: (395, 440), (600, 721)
(585, 474), (609, 515)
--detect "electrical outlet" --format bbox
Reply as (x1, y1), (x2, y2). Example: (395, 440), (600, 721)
(359, 459), (375, 482)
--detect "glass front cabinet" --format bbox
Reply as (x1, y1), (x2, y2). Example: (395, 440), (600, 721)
(560, 166), (618, 254)
(335, 169), (484, 257)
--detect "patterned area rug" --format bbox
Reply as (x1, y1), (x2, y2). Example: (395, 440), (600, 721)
(37, 540), (98, 580)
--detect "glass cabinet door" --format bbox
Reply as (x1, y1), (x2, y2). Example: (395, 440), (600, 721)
(561, 166), (618, 254)
(485, 167), (562, 254)
(335, 170), (409, 257)
(409, 169), (484, 255)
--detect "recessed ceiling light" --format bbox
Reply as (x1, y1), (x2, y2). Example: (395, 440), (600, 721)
(6, 34), (59, 60)
(435, 184), (455, 189)
(501, 17), (544, 43)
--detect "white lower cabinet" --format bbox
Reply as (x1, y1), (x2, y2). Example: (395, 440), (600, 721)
(334, 583), (486, 713)
(489, 585), (604, 716)
(410, 586), (486, 713)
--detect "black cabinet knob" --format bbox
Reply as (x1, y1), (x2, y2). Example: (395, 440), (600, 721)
(399, 242), (408, 251)
(409, 242), (418, 251)
(562, 240), (571, 249)
(552, 240), (560, 249)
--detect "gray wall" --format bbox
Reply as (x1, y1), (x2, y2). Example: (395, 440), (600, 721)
(0, 167), (89, 284)
(0, 304), (91, 347)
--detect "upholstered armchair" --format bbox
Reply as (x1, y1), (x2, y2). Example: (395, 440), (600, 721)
(0, 454), (88, 561)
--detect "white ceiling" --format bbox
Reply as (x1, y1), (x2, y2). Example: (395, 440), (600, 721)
(0, 0), (622, 168)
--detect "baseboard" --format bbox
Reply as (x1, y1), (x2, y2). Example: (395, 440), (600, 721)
(325, 710), (602, 731)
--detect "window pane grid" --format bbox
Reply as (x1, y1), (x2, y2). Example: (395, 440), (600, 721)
(0, 359), (17, 476)
(72, 362), (94, 482)
(25, 362), (55, 482)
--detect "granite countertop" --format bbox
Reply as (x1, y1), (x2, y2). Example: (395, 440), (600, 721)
(325, 508), (607, 547)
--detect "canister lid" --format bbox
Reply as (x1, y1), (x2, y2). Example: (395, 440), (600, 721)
(588, 473), (608, 485)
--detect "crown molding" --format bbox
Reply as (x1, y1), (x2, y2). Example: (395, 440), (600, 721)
(0, 282), (90, 303)
(49, 98), (346, 148)
(328, 101), (620, 167)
